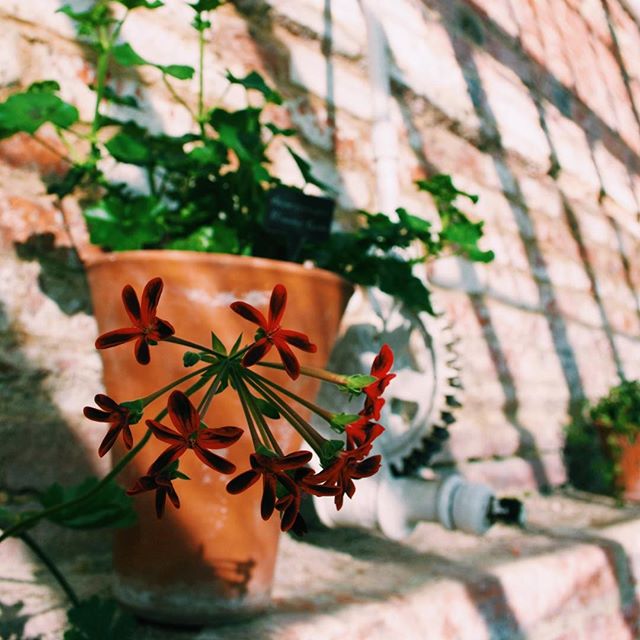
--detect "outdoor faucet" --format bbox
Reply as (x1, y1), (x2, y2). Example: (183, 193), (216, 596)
(312, 465), (526, 540)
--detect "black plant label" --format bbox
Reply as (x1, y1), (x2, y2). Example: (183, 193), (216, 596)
(266, 186), (334, 259)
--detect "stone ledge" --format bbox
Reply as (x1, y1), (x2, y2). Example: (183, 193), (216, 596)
(2, 491), (640, 639)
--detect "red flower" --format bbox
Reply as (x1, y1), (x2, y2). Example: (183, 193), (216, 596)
(95, 277), (175, 365)
(146, 391), (243, 474)
(350, 344), (396, 425)
(312, 450), (382, 510)
(83, 394), (134, 457)
(226, 450), (312, 520)
(127, 471), (180, 518)
(230, 284), (317, 380)
(364, 344), (395, 403)
(345, 420), (384, 455)
(274, 467), (339, 533)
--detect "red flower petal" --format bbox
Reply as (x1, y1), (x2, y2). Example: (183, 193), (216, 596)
(241, 338), (272, 367)
(193, 445), (236, 474)
(148, 444), (187, 474)
(152, 318), (175, 340)
(275, 450), (313, 470)
(155, 488), (167, 518)
(141, 277), (164, 326)
(261, 475), (276, 520)
(279, 329), (317, 352)
(196, 426), (243, 449)
(98, 425), (121, 457)
(83, 407), (112, 422)
(94, 394), (120, 412)
(146, 419), (185, 445)
(127, 475), (157, 495)
(230, 301), (268, 329)
(355, 455), (382, 478)
(371, 344), (394, 378)
(166, 482), (180, 510)
(134, 337), (150, 365)
(122, 285), (142, 326)
(168, 391), (199, 436)
(274, 339), (300, 379)
(95, 328), (141, 350)
(226, 469), (260, 494)
(268, 284), (287, 328)
(122, 424), (134, 450)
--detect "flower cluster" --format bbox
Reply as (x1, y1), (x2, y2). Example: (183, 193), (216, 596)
(85, 278), (394, 533)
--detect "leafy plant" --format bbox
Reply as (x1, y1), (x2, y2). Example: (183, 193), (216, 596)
(564, 380), (640, 497)
(0, 0), (493, 315)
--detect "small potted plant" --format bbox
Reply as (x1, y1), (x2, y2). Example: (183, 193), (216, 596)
(564, 380), (640, 500)
(0, 0), (494, 628)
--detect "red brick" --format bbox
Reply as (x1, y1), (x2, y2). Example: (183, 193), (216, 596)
(0, 130), (69, 178)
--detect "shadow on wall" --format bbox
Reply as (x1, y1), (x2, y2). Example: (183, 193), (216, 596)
(0, 299), (95, 492)
(14, 233), (92, 316)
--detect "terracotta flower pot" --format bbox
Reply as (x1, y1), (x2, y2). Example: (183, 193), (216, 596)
(85, 251), (353, 624)
(616, 435), (640, 501)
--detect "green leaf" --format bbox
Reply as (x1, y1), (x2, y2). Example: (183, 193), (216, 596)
(190, 0), (224, 11)
(183, 351), (201, 367)
(0, 90), (79, 138)
(159, 64), (195, 80)
(0, 507), (20, 530)
(329, 413), (360, 433)
(342, 374), (376, 393)
(112, 43), (148, 67)
(167, 225), (240, 253)
(119, 399), (144, 424)
(416, 174), (478, 205)
(211, 331), (227, 355)
(225, 70), (282, 104)
(99, 86), (139, 109)
(84, 194), (166, 251)
(105, 131), (151, 165)
(265, 122), (296, 137)
(285, 145), (333, 193)
(57, 4), (113, 37)
(115, 0), (164, 8)
(229, 334), (243, 356)
(28, 80), (61, 94)
(255, 444), (277, 457)
(319, 439), (344, 467)
(64, 596), (136, 640)
(39, 478), (137, 530)
(254, 397), (280, 419)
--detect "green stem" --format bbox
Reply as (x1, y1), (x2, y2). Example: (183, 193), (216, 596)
(162, 75), (198, 120)
(165, 336), (221, 358)
(230, 368), (262, 450)
(0, 379), (204, 544)
(197, 367), (223, 417)
(244, 374), (324, 455)
(246, 369), (334, 423)
(89, 10), (128, 146)
(141, 364), (213, 406)
(256, 361), (348, 386)
(19, 532), (80, 606)
(197, 15), (206, 135)
(237, 374), (282, 455)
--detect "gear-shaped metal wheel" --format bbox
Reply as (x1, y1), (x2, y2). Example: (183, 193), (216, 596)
(313, 287), (463, 476)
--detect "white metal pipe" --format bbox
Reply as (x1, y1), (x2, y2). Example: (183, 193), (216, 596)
(359, 0), (399, 216)
(313, 467), (524, 539)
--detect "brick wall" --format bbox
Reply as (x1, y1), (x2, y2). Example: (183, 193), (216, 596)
(1, 0), (640, 496)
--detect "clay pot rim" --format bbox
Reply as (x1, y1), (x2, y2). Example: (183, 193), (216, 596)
(85, 250), (353, 289)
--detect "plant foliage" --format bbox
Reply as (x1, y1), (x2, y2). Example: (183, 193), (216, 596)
(0, 0), (494, 315)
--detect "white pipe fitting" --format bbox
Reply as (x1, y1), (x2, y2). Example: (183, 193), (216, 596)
(313, 468), (523, 540)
